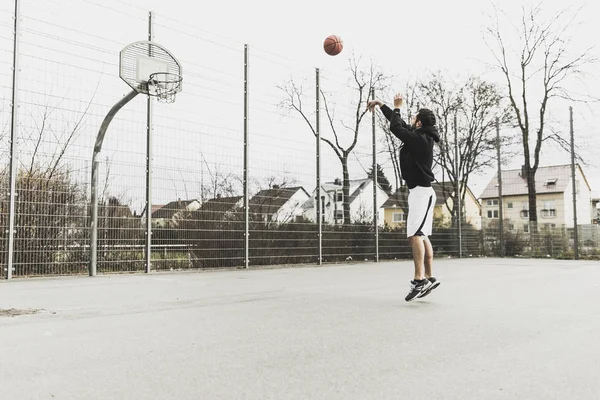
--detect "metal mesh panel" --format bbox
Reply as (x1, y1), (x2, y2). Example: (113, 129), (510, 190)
(2, 0), (599, 278)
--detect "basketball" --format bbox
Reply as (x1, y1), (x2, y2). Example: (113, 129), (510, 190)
(323, 35), (343, 56)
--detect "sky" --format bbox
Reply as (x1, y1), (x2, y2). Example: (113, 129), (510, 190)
(1, 0), (599, 210)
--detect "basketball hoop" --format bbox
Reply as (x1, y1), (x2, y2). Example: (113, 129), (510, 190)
(148, 72), (182, 103)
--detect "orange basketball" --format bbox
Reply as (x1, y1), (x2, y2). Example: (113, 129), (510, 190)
(323, 35), (343, 56)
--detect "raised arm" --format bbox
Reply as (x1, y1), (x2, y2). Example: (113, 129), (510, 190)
(367, 93), (417, 144)
(381, 104), (417, 144)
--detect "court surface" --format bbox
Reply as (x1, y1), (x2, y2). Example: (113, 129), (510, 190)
(1, 258), (599, 400)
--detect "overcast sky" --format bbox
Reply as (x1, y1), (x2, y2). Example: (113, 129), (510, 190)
(1, 0), (598, 209)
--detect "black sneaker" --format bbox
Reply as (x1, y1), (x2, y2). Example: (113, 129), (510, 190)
(417, 277), (441, 298)
(405, 279), (431, 302)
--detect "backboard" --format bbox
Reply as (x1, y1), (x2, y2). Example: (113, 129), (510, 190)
(119, 41), (183, 96)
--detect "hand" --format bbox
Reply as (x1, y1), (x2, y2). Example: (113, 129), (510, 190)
(366, 100), (383, 112)
(393, 93), (403, 108)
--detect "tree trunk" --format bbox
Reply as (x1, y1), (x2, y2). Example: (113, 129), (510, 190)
(526, 165), (539, 252)
(342, 156), (351, 226)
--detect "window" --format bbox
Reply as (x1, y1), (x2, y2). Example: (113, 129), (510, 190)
(507, 202), (513, 209)
(508, 224), (515, 231)
(487, 210), (499, 219)
(335, 192), (343, 202)
(334, 210), (343, 219)
(524, 224), (529, 233)
(521, 202), (529, 218)
(541, 200), (556, 218)
(392, 212), (405, 222)
(486, 199), (499, 206)
(545, 179), (558, 186)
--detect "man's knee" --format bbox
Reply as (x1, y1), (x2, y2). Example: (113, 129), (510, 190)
(408, 235), (423, 245)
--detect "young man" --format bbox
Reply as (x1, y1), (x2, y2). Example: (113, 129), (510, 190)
(367, 94), (441, 301)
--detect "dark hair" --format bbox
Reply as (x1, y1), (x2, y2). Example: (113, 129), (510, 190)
(416, 108), (436, 128)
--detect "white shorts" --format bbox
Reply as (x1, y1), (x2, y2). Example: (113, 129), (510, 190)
(407, 186), (436, 238)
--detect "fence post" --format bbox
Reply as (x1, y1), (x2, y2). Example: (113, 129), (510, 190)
(145, 10), (154, 274)
(371, 88), (379, 262)
(316, 68), (322, 266)
(6, 0), (21, 279)
(454, 113), (462, 258)
(243, 44), (249, 269)
(496, 118), (505, 257)
(569, 106), (579, 260)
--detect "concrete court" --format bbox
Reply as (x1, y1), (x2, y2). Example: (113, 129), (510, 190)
(0, 258), (599, 400)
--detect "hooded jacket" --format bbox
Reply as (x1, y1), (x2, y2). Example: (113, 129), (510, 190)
(381, 105), (440, 189)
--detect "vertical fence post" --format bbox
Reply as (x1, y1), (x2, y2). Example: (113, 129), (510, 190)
(6, 0), (21, 279)
(371, 88), (379, 262)
(243, 44), (249, 269)
(454, 113), (462, 258)
(496, 118), (505, 257)
(90, 160), (99, 276)
(569, 106), (579, 260)
(145, 11), (154, 274)
(316, 68), (322, 266)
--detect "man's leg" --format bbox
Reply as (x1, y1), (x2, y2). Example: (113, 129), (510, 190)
(405, 235), (431, 302)
(423, 236), (434, 278)
(418, 236), (441, 298)
(410, 235), (425, 280)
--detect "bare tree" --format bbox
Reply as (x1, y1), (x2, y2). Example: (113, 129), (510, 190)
(279, 56), (389, 225)
(377, 83), (420, 215)
(377, 84), (418, 192)
(417, 73), (512, 228)
(0, 92), (94, 274)
(485, 3), (597, 233)
(377, 74), (511, 228)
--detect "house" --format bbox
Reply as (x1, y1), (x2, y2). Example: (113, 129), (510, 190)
(479, 164), (593, 231)
(302, 178), (389, 225)
(151, 204), (164, 216)
(249, 186), (310, 224)
(151, 198), (201, 227)
(592, 193), (600, 224)
(381, 182), (481, 230)
(195, 195), (243, 224)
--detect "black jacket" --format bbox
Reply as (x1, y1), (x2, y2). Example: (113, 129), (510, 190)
(381, 105), (440, 189)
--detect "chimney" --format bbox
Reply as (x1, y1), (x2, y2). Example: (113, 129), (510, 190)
(334, 178), (341, 186)
(520, 165), (528, 180)
(216, 194), (221, 199)
(272, 184), (280, 189)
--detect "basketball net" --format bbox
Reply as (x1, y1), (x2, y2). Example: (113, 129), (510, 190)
(148, 73), (182, 104)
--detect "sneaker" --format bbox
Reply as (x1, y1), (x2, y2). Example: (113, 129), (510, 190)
(405, 279), (431, 302)
(417, 277), (441, 298)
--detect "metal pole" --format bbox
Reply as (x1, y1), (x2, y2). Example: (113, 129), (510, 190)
(372, 88), (379, 262)
(454, 114), (462, 258)
(496, 118), (505, 257)
(570, 106), (579, 260)
(243, 44), (249, 269)
(145, 11), (153, 273)
(90, 90), (138, 276)
(316, 68), (322, 266)
(6, 0), (21, 279)
(90, 159), (99, 275)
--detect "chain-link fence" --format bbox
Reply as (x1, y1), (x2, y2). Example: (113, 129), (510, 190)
(1, 0), (599, 278)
